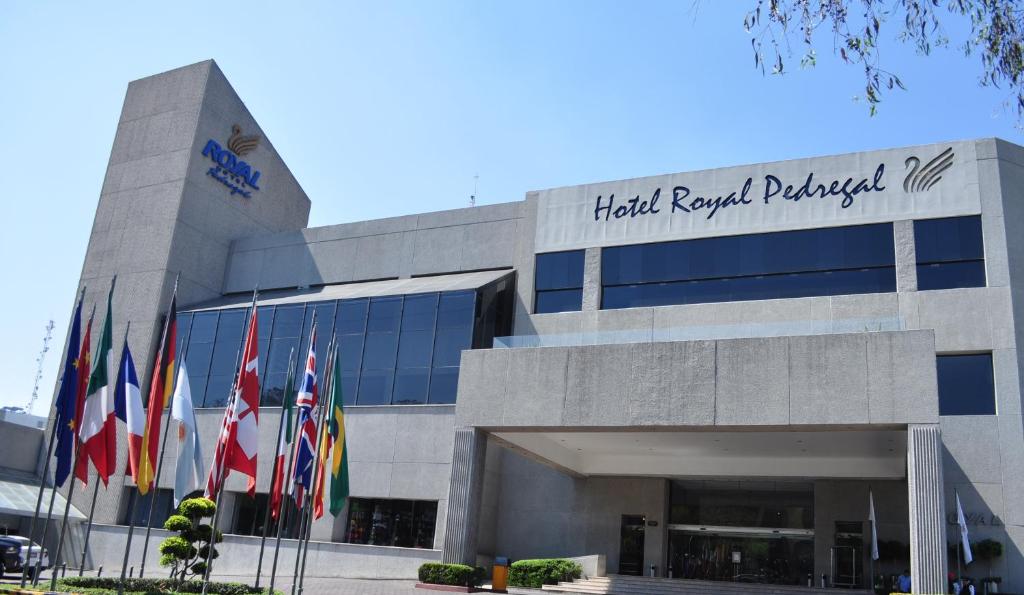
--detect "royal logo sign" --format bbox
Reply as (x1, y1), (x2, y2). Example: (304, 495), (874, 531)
(201, 125), (263, 199)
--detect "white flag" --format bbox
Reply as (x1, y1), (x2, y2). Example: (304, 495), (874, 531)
(956, 492), (973, 565)
(171, 361), (204, 507)
(868, 490), (879, 561)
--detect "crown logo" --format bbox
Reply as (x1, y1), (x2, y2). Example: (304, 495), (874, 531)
(903, 147), (953, 193)
(227, 124), (260, 157)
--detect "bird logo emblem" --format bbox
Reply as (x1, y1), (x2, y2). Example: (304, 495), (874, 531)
(227, 124), (260, 157)
(903, 147), (954, 193)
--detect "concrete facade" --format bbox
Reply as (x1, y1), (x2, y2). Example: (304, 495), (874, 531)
(32, 61), (1024, 593)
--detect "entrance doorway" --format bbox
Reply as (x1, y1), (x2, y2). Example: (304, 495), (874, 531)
(618, 515), (646, 575)
(667, 526), (813, 585)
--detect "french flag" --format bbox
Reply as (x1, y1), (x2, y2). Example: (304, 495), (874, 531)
(114, 341), (144, 482)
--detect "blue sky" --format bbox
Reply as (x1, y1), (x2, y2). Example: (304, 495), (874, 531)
(0, 1), (1017, 414)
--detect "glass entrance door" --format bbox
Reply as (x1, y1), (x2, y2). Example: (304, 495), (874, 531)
(667, 527), (814, 585)
(618, 515), (646, 575)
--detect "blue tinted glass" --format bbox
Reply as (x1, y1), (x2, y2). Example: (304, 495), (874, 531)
(267, 336), (301, 376)
(602, 268), (897, 309)
(187, 370), (208, 409)
(209, 309), (246, 377)
(272, 305), (305, 338)
(433, 327), (471, 367)
(393, 368), (429, 405)
(937, 354), (995, 415)
(186, 341), (214, 377)
(357, 369), (394, 405)
(363, 332), (398, 370)
(261, 372), (288, 407)
(257, 307), (274, 374)
(297, 302), (336, 376)
(535, 289), (583, 313)
(340, 373), (358, 407)
(917, 261), (986, 291)
(215, 310), (246, 344)
(398, 329), (434, 368)
(189, 311), (219, 343)
(176, 312), (193, 359)
(367, 297), (402, 333)
(336, 299), (368, 334)
(428, 367), (459, 404)
(437, 292), (475, 329)
(535, 251), (585, 290)
(338, 333), (364, 372)
(915, 216), (984, 263)
(402, 294), (438, 331)
(204, 374), (232, 408)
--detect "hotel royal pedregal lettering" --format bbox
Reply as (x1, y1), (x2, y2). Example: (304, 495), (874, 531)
(200, 124), (263, 199)
(535, 141), (979, 252)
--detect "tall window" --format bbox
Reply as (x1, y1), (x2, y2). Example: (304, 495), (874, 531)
(914, 216), (986, 290)
(601, 223), (896, 309)
(120, 488), (174, 528)
(535, 250), (585, 313)
(344, 498), (437, 549)
(937, 354), (995, 415)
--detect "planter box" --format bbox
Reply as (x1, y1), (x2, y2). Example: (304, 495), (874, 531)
(415, 583), (485, 593)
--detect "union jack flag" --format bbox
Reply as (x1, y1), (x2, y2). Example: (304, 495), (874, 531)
(290, 325), (319, 505)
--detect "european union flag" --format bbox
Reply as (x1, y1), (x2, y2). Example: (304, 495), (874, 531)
(54, 295), (83, 487)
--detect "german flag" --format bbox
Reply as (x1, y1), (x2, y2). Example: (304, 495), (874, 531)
(138, 291), (177, 494)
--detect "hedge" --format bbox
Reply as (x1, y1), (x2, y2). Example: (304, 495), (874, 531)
(55, 576), (277, 595)
(417, 562), (484, 587)
(508, 559), (582, 588)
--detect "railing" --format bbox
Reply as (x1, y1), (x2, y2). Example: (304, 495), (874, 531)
(494, 316), (905, 348)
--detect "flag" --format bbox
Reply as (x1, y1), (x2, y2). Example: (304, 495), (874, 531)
(956, 491), (973, 565)
(270, 347), (299, 520)
(139, 294), (177, 494)
(73, 311), (95, 484)
(325, 344), (349, 517)
(77, 281), (117, 485)
(206, 305), (260, 498)
(290, 331), (319, 506)
(868, 490), (879, 561)
(54, 295), (84, 487)
(171, 360), (204, 507)
(114, 340), (144, 482)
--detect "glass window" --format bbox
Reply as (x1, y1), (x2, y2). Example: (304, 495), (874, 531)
(937, 354), (995, 415)
(915, 216), (986, 290)
(188, 311), (219, 344)
(535, 250), (584, 313)
(231, 492), (269, 536)
(428, 366), (459, 405)
(602, 223), (896, 309)
(176, 312), (193, 362)
(357, 368), (394, 406)
(344, 498), (437, 549)
(393, 367), (430, 405)
(120, 488), (175, 528)
(204, 374), (233, 409)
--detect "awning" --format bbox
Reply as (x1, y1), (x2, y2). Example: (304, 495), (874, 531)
(0, 479), (87, 521)
(186, 269), (515, 312)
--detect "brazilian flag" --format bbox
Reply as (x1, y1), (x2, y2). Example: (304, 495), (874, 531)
(327, 345), (349, 516)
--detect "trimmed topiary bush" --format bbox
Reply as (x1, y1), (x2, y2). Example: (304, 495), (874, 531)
(417, 562), (484, 587)
(508, 558), (582, 588)
(159, 497), (222, 582)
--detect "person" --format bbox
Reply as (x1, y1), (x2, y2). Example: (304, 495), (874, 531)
(964, 578), (976, 595)
(897, 569), (912, 593)
(953, 577), (962, 595)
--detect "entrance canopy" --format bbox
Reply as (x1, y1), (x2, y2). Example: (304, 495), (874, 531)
(0, 478), (86, 521)
(492, 428), (907, 479)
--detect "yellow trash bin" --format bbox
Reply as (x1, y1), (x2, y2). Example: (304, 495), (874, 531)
(492, 556), (510, 592)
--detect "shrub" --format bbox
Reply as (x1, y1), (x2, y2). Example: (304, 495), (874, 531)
(159, 497), (221, 582)
(417, 562), (484, 587)
(508, 559), (582, 588)
(55, 576), (275, 595)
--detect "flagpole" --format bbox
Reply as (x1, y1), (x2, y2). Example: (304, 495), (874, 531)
(202, 287), (258, 595)
(297, 341), (334, 595)
(291, 338), (333, 595)
(270, 329), (312, 595)
(111, 321), (143, 595)
(956, 489), (962, 581)
(50, 302), (96, 592)
(77, 478), (101, 576)
(139, 274), (181, 578)
(254, 348), (296, 589)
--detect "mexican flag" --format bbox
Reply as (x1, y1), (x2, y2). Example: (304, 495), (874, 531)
(77, 280), (117, 485)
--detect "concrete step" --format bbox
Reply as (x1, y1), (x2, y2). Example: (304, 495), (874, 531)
(540, 575), (871, 595)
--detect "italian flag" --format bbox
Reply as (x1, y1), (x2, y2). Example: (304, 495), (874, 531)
(78, 280), (117, 485)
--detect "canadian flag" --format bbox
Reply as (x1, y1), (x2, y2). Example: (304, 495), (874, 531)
(206, 306), (260, 498)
